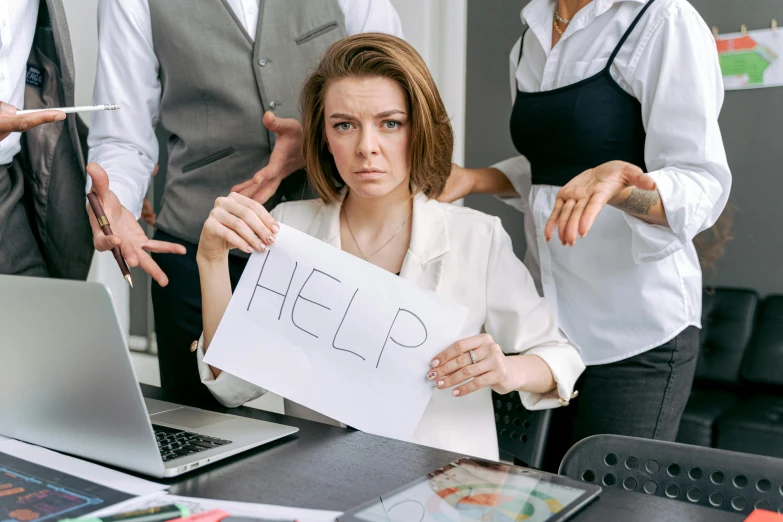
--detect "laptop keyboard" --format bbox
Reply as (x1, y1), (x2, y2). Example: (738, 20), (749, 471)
(153, 424), (233, 462)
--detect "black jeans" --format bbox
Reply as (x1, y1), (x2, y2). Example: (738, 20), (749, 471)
(542, 326), (700, 472)
(151, 229), (248, 406)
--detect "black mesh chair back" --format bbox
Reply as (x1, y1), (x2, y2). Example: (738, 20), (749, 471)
(492, 390), (551, 469)
(559, 434), (783, 516)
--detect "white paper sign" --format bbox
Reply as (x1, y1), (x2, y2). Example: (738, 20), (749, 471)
(204, 224), (468, 441)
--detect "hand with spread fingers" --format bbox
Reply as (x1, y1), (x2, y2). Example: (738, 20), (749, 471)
(86, 163), (187, 287)
(544, 160), (669, 247)
(230, 111), (306, 205)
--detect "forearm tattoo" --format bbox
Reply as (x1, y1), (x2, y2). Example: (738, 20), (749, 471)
(614, 188), (660, 215)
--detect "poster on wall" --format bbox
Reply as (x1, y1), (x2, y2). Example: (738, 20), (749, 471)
(716, 28), (783, 90)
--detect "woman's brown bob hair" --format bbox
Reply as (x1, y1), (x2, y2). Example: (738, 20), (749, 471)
(300, 33), (453, 203)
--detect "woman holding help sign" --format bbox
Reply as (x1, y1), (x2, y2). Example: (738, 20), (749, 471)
(194, 33), (584, 460)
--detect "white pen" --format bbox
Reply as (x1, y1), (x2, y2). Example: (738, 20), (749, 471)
(16, 104), (121, 115)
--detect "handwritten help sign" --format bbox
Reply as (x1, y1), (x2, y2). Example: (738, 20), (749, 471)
(204, 224), (468, 441)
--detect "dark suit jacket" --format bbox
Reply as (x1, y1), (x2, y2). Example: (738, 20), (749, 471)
(17, 0), (93, 279)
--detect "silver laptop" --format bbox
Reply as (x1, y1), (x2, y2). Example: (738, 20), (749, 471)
(0, 275), (298, 477)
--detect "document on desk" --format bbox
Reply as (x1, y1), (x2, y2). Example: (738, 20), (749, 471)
(84, 494), (341, 522)
(204, 224), (468, 441)
(0, 440), (167, 521)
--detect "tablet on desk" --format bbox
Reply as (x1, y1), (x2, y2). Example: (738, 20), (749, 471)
(338, 457), (601, 522)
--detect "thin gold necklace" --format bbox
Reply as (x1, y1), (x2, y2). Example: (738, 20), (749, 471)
(342, 203), (413, 262)
(553, 3), (571, 35)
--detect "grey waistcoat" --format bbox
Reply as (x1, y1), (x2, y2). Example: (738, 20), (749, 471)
(148, 0), (346, 244)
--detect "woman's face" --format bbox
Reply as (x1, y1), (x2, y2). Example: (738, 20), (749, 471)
(323, 76), (411, 200)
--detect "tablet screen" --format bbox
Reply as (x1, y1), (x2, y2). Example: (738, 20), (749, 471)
(343, 458), (598, 522)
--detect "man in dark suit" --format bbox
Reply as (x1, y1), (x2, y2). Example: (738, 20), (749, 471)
(0, 0), (93, 279)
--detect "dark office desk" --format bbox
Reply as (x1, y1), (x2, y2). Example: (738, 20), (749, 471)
(143, 385), (745, 521)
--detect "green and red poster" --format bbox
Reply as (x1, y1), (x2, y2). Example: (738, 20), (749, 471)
(716, 29), (782, 90)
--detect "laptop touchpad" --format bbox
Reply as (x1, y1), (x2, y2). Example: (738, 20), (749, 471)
(151, 408), (231, 429)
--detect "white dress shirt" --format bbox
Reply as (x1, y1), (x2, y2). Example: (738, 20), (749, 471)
(87, 0), (404, 218)
(0, 0), (39, 165)
(494, 0), (731, 365)
(196, 192), (585, 460)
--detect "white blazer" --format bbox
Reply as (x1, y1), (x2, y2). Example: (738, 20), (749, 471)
(197, 191), (584, 460)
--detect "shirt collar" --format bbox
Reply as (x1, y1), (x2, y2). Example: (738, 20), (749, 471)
(521, 0), (646, 51)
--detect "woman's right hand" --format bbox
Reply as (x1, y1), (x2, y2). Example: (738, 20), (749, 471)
(197, 192), (280, 264)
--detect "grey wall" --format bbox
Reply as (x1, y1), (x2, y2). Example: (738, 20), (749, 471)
(464, 0), (783, 296)
(464, 0), (531, 261)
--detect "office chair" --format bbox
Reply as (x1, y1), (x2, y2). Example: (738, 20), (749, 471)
(492, 390), (551, 469)
(559, 434), (783, 516)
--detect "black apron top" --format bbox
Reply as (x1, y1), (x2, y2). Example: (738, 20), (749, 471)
(510, 0), (657, 187)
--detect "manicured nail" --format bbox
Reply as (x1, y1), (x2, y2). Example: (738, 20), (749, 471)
(55, 112), (66, 121)
(267, 235), (275, 244)
(271, 224), (280, 233)
(245, 245), (253, 253)
(258, 242), (266, 251)
(430, 359), (439, 368)
(437, 380), (444, 388)
(452, 389), (460, 396)
(427, 372), (436, 380)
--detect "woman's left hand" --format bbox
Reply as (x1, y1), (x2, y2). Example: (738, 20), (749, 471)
(545, 160), (656, 246)
(427, 334), (517, 396)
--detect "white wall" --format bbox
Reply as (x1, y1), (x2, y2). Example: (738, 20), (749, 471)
(390, 0), (468, 165)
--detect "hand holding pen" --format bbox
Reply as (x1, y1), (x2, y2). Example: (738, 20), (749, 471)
(86, 163), (187, 287)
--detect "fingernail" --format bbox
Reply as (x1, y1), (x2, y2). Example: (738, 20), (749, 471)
(427, 372), (436, 380)
(267, 235), (275, 244)
(55, 112), (66, 121)
(245, 245), (253, 253)
(437, 380), (444, 388)
(452, 389), (460, 396)
(430, 359), (439, 368)
(271, 224), (280, 233)
(258, 243), (266, 252)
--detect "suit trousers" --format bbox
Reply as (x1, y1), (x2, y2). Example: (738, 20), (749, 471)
(0, 160), (48, 276)
(151, 228), (248, 406)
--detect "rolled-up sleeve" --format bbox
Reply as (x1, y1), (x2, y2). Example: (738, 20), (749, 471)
(483, 217), (585, 410)
(196, 334), (267, 408)
(624, 6), (731, 263)
(492, 155), (532, 215)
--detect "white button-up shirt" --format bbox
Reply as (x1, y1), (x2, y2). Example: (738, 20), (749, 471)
(0, 0), (39, 165)
(87, 0), (404, 219)
(495, 0), (731, 365)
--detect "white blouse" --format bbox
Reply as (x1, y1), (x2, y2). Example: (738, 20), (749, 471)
(197, 193), (585, 461)
(495, 0), (731, 364)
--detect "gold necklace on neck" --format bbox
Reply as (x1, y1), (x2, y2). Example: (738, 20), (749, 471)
(342, 204), (413, 262)
(553, 3), (571, 36)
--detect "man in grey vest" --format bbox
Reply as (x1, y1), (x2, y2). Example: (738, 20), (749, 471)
(0, 0), (93, 280)
(86, 0), (403, 403)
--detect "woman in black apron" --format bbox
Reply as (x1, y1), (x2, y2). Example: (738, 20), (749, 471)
(441, 0), (731, 465)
